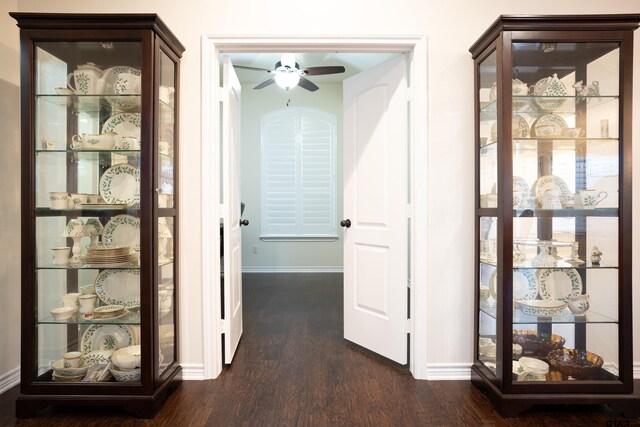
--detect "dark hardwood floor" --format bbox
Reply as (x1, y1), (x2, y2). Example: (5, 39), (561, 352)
(2, 272), (639, 426)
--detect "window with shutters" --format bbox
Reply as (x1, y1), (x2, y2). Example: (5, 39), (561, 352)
(260, 107), (337, 240)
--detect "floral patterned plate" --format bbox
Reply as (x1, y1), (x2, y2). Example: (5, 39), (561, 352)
(81, 325), (133, 354)
(488, 268), (538, 301)
(99, 163), (140, 205)
(532, 175), (571, 202)
(538, 268), (583, 302)
(533, 73), (568, 111)
(532, 114), (568, 137)
(81, 350), (114, 366)
(491, 175), (529, 194)
(490, 114), (530, 141)
(101, 113), (141, 140)
(94, 268), (141, 308)
(103, 214), (140, 249)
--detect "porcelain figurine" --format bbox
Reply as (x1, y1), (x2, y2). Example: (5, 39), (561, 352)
(590, 246), (602, 265)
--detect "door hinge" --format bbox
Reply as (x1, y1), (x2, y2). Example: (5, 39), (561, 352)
(405, 319), (412, 333)
(217, 86), (226, 102)
(406, 85), (412, 102)
(220, 319), (229, 334)
(406, 204), (412, 218)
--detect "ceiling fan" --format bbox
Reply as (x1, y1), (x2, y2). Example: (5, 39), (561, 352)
(234, 53), (346, 92)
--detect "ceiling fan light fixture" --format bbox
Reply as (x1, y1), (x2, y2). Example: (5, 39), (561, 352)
(275, 72), (300, 90)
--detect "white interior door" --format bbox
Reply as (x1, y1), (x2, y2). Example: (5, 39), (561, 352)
(222, 56), (243, 363)
(342, 55), (408, 364)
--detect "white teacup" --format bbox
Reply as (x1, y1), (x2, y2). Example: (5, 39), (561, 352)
(86, 194), (105, 204)
(62, 292), (81, 312)
(51, 247), (71, 265)
(579, 189), (607, 209)
(114, 136), (141, 151)
(63, 351), (83, 368)
(114, 73), (141, 95)
(49, 192), (69, 210)
(533, 124), (557, 137)
(561, 127), (585, 138)
(78, 294), (97, 315)
(68, 193), (87, 209)
(71, 132), (116, 150)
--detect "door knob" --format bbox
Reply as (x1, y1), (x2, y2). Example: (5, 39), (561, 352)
(240, 219), (249, 226)
(340, 219), (351, 228)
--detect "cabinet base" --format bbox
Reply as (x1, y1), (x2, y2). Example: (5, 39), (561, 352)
(15, 366), (182, 419)
(471, 365), (640, 418)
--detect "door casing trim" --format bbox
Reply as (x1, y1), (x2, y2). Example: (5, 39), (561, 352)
(201, 34), (429, 379)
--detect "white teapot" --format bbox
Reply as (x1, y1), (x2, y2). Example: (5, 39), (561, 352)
(67, 62), (107, 95)
(568, 294), (590, 316)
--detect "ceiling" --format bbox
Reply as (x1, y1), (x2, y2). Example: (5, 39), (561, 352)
(224, 52), (400, 87)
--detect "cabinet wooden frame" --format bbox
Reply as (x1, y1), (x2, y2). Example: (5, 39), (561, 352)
(470, 15), (640, 417)
(11, 13), (184, 418)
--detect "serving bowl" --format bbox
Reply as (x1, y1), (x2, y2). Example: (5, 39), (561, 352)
(50, 359), (88, 377)
(516, 299), (567, 316)
(513, 330), (565, 357)
(548, 349), (604, 379)
(92, 304), (125, 319)
(112, 344), (141, 370)
(110, 366), (141, 382)
(51, 306), (75, 320)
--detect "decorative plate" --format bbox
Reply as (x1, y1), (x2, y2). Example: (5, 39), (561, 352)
(103, 67), (141, 112)
(538, 268), (583, 302)
(101, 113), (141, 140)
(533, 73), (568, 111)
(82, 350), (114, 366)
(103, 214), (140, 249)
(81, 325), (134, 353)
(490, 114), (530, 140)
(94, 268), (141, 308)
(516, 299), (567, 316)
(491, 175), (529, 194)
(532, 114), (568, 137)
(488, 268), (538, 301)
(532, 175), (571, 201)
(99, 163), (140, 205)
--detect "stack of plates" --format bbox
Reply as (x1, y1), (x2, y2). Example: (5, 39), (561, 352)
(92, 304), (126, 319)
(86, 244), (135, 265)
(49, 359), (88, 382)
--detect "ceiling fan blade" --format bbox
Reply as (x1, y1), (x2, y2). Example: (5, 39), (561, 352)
(235, 65), (273, 73)
(302, 66), (346, 76)
(254, 78), (276, 90)
(297, 76), (319, 92)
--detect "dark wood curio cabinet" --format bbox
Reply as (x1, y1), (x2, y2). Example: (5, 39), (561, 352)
(11, 13), (184, 417)
(469, 15), (640, 417)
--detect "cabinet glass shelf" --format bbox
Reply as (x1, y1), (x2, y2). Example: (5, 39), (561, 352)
(479, 260), (618, 269)
(480, 95), (619, 119)
(480, 305), (617, 324)
(38, 310), (141, 325)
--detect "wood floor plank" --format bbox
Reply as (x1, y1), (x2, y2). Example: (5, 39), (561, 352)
(1, 272), (639, 426)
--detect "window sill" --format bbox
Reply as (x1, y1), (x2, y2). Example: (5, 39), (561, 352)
(260, 236), (338, 242)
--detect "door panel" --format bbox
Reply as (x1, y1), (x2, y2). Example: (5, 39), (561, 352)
(222, 56), (243, 363)
(343, 55), (408, 364)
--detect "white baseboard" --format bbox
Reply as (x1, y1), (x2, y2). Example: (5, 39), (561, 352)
(0, 367), (20, 395)
(425, 363), (472, 380)
(242, 266), (343, 273)
(634, 362), (640, 379)
(181, 363), (205, 380)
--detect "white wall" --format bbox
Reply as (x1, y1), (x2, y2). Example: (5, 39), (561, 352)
(240, 82), (343, 271)
(1, 0), (638, 384)
(0, 0), (20, 393)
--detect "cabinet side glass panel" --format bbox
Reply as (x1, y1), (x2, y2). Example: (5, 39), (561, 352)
(510, 42), (620, 382)
(479, 50), (498, 207)
(479, 216), (498, 374)
(34, 41), (142, 383)
(157, 50), (176, 375)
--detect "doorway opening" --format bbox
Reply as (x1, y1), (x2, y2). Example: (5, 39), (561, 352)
(202, 36), (429, 380)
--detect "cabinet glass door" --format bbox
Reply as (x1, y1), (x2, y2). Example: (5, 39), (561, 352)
(477, 49), (499, 375)
(157, 48), (177, 375)
(33, 40), (142, 383)
(510, 41), (621, 383)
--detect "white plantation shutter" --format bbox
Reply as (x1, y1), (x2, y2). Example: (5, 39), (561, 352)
(261, 107), (337, 238)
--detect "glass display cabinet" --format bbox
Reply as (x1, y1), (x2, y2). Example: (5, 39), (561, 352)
(470, 15), (640, 416)
(11, 13), (184, 417)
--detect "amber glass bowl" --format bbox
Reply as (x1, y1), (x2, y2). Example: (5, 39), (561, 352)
(513, 330), (565, 357)
(548, 349), (604, 379)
